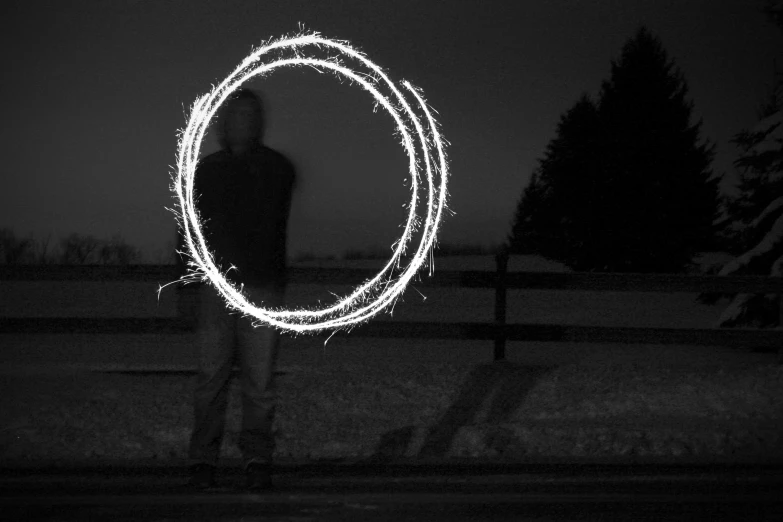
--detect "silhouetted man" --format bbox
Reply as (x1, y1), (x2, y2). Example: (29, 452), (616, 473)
(177, 88), (296, 491)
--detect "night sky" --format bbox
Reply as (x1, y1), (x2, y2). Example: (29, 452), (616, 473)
(2, 0), (781, 262)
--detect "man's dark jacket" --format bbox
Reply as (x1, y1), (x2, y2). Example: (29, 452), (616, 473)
(176, 143), (296, 291)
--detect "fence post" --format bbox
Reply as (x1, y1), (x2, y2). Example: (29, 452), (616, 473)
(494, 249), (509, 361)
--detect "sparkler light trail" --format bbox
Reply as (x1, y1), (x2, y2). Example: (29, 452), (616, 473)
(168, 30), (450, 334)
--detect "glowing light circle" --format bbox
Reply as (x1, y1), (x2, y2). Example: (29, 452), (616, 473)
(172, 31), (449, 334)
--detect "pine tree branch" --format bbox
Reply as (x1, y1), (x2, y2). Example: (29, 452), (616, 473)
(719, 210), (783, 276)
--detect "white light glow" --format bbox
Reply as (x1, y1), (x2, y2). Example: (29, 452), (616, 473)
(166, 30), (450, 334)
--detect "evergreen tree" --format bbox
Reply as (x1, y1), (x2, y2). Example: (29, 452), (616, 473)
(508, 95), (603, 268)
(704, 3), (783, 328)
(596, 27), (720, 272)
(725, 93), (783, 254)
(712, 93), (782, 328)
(507, 27), (720, 273)
(764, 0), (783, 28)
(507, 170), (547, 255)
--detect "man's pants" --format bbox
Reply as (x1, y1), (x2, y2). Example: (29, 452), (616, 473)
(187, 284), (283, 467)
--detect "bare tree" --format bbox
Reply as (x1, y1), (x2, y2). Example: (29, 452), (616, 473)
(96, 234), (142, 265)
(0, 227), (34, 264)
(59, 233), (102, 265)
(34, 232), (58, 265)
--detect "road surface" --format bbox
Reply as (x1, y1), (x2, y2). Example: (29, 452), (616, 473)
(2, 461), (781, 521)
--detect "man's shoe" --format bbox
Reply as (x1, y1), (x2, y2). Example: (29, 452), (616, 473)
(188, 463), (216, 489)
(245, 462), (272, 491)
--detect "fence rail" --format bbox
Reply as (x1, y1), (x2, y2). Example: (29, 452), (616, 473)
(3, 264), (783, 293)
(1, 258), (782, 362)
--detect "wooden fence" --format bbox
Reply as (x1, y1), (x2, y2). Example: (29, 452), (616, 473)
(1, 254), (782, 362)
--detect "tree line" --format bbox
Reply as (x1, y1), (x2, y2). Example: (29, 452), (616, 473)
(0, 227), (500, 266)
(0, 228), (152, 265)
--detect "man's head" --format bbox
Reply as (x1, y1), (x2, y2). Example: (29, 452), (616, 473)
(218, 88), (266, 153)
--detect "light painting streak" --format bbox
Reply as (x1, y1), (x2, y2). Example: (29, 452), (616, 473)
(167, 30), (450, 334)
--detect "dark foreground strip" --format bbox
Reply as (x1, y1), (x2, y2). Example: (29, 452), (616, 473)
(3, 466), (782, 522)
(3, 464), (783, 501)
(4, 458), (783, 474)
(3, 487), (782, 522)
(3, 490), (782, 506)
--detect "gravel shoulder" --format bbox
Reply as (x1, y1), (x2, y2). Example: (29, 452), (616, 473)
(2, 359), (782, 464)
